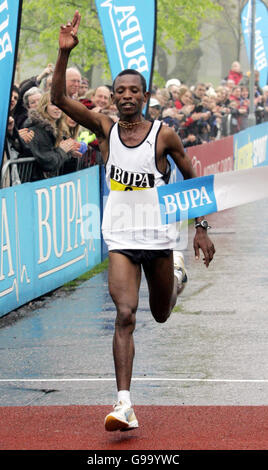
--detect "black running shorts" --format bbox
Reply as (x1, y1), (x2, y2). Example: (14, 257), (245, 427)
(110, 249), (172, 265)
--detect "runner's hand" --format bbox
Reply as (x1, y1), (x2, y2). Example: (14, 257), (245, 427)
(193, 230), (215, 267)
(59, 10), (81, 51)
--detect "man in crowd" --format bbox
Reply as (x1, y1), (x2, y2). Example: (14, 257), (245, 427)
(66, 67), (82, 98)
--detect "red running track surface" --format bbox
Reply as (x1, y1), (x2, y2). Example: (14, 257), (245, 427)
(0, 405), (268, 450)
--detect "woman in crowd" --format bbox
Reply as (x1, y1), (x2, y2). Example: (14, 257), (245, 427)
(175, 86), (191, 109)
(60, 113), (85, 174)
(25, 91), (80, 180)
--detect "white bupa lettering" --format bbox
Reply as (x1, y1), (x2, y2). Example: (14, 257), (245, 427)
(102, 0), (149, 73)
(163, 186), (213, 214)
(0, 0), (12, 61)
(36, 180), (85, 264)
(111, 165), (154, 188)
(0, 197), (14, 280)
(255, 29), (267, 71)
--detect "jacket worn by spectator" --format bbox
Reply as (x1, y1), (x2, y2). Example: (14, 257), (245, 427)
(25, 110), (73, 180)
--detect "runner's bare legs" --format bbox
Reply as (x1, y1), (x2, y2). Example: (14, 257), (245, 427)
(143, 252), (179, 323)
(108, 251), (179, 390)
(108, 252), (142, 391)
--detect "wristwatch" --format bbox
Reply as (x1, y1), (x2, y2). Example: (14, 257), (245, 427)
(195, 220), (211, 230)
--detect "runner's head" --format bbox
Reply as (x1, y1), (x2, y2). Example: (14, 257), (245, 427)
(112, 69), (149, 118)
(112, 69), (147, 94)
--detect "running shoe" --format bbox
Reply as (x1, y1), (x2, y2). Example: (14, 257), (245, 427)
(173, 251), (188, 286)
(104, 401), (139, 432)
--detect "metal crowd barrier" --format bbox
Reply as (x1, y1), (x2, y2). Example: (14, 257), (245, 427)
(1, 157), (36, 188)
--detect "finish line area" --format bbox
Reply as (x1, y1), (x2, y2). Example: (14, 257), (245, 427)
(0, 200), (268, 450)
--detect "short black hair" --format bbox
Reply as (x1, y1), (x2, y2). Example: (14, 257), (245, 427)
(112, 69), (147, 93)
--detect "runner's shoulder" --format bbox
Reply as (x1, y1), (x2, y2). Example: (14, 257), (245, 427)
(158, 121), (179, 143)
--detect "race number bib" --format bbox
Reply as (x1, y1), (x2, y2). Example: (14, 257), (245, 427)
(110, 165), (155, 191)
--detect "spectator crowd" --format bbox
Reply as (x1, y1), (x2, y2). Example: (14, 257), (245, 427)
(2, 59), (268, 187)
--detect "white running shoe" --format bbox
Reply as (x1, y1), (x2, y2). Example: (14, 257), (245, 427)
(104, 401), (139, 432)
(173, 251), (188, 287)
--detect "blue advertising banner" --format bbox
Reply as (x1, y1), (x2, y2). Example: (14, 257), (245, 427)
(95, 0), (157, 92)
(102, 164), (268, 249)
(157, 175), (217, 225)
(241, 0), (268, 87)
(234, 121), (268, 170)
(0, 166), (102, 317)
(0, 0), (23, 166)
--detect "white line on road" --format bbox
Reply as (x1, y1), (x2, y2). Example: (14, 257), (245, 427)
(1, 378), (268, 383)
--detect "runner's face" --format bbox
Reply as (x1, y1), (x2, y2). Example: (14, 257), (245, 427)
(113, 74), (148, 117)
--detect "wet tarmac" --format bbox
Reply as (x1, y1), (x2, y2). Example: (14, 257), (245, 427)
(1, 199), (268, 407)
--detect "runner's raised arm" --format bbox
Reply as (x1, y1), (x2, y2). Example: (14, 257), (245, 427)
(51, 10), (113, 144)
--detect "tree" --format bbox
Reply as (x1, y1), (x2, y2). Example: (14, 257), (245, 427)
(18, 0), (219, 84)
(212, 0), (268, 77)
(154, 0), (220, 84)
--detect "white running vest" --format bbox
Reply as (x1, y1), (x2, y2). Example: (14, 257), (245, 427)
(102, 120), (178, 250)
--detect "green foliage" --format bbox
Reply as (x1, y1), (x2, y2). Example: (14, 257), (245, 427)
(19, 0), (219, 80)
(156, 0), (219, 53)
(19, 0), (107, 73)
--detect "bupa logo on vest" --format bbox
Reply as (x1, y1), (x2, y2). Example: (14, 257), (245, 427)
(110, 164), (155, 191)
(157, 175), (218, 223)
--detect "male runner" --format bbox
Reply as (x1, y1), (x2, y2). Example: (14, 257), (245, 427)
(51, 11), (215, 432)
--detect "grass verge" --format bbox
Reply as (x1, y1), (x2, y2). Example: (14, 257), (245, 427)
(62, 257), (109, 291)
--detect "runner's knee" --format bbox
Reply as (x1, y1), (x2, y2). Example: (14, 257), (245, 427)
(115, 305), (137, 331)
(151, 307), (171, 324)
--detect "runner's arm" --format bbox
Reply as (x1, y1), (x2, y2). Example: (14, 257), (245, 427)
(51, 11), (112, 138)
(163, 126), (216, 266)
(161, 125), (197, 180)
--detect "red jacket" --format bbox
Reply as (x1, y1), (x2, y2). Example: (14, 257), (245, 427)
(227, 70), (243, 85)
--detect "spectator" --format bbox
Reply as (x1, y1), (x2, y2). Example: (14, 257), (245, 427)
(221, 99), (241, 136)
(262, 85), (268, 121)
(43, 74), (53, 92)
(229, 85), (242, 105)
(155, 87), (172, 108)
(2, 90), (35, 187)
(23, 86), (43, 113)
(66, 67), (82, 98)
(62, 114), (81, 140)
(165, 78), (181, 89)
(240, 86), (250, 112)
(91, 85), (111, 112)
(2, 116), (34, 187)
(165, 78), (181, 104)
(227, 61), (243, 85)
(60, 113), (84, 174)
(79, 87), (95, 110)
(147, 98), (161, 121)
(175, 87), (194, 111)
(9, 85), (19, 115)
(78, 77), (89, 98)
(192, 83), (206, 105)
(24, 92), (79, 180)
(14, 64), (53, 129)
(216, 86), (230, 110)
(242, 70), (263, 97)
(226, 79), (235, 93)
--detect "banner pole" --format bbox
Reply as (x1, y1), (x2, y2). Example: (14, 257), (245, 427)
(145, 0), (157, 119)
(248, 0), (256, 127)
(0, 0), (24, 168)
